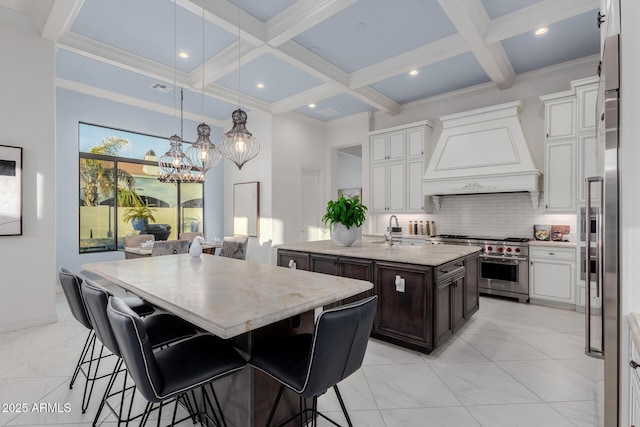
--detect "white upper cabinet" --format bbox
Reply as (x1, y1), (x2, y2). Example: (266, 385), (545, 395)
(577, 84), (598, 134)
(544, 96), (576, 140)
(544, 139), (576, 213)
(369, 121), (432, 213)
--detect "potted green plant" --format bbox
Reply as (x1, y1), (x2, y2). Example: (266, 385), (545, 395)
(322, 194), (368, 246)
(122, 204), (156, 231)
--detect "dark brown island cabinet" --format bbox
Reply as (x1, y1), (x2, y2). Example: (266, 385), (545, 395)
(277, 248), (479, 354)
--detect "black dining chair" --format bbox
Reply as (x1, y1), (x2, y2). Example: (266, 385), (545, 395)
(249, 295), (377, 427)
(81, 280), (198, 426)
(58, 268), (154, 413)
(106, 296), (247, 427)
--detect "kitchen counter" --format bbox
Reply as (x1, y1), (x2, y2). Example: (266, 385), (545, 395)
(276, 239), (480, 267)
(528, 240), (576, 248)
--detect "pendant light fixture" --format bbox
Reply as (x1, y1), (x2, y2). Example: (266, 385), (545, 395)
(218, 15), (260, 170)
(185, 0), (221, 181)
(158, 0), (194, 183)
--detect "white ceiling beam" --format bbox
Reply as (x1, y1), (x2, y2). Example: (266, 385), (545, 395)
(437, 0), (515, 90)
(272, 41), (401, 115)
(349, 34), (469, 89)
(484, 0), (600, 44)
(58, 33), (190, 88)
(188, 41), (268, 89)
(40, 0), (84, 41)
(271, 83), (342, 114)
(266, 0), (358, 47)
(56, 77), (227, 128)
(205, 83), (271, 114)
(176, 0), (265, 46)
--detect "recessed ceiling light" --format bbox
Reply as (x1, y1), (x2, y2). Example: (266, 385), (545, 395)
(409, 70), (419, 76)
(535, 27), (549, 36)
(256, 83), (265, 89)
(308, 104), (316, 108)
(178, 51), (189, 58)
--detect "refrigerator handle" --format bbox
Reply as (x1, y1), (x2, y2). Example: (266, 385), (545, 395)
(584, 176), (604, 359)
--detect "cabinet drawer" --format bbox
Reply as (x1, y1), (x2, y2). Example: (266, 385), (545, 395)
(530, 247), (575, 260)
(277, 250), (310, 270)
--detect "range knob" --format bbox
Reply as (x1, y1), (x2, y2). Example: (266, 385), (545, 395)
(506, 247), (512, 253)
(487, 246), (493, 251)
(498, 247), (503, 252)
(515, 248), (521, 253)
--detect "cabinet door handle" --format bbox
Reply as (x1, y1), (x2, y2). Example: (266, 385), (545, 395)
(631, 360), (639, 369)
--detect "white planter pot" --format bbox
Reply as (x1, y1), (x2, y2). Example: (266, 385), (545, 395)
(330, 223), (360, 247)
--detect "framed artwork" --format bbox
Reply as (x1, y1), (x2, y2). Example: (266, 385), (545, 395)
(233, 181), (260, 237)
(0, 145), (23, 236)
(338, 187), (362, 200)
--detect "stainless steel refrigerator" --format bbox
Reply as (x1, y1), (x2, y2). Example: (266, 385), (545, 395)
(584, 33), (620, 427)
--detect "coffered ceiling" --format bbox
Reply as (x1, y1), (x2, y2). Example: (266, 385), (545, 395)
(0, 0), (600, 124)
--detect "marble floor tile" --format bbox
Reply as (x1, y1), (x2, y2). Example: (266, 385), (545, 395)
(461, 333), (551, 361)
(422, 335), (489, 364)
(512, 332), (590, 359)
(433, 362), (541, 406)
(466, 402), (575, 427)
(363, 364), (459, 409)
(362, 338), (426, 366)
(316, 370), (378, 412)
(381, 407), (481, 427)
(497, 359), (600, 402)
(316, 409), (385, 426)
(557, 357), (605, 382)
(550, 400), (605, 427)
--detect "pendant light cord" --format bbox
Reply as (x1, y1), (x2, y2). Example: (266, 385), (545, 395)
(201, 1), (205, 118)
(173, 0), (178, 130)
(237, 8), (241, 109)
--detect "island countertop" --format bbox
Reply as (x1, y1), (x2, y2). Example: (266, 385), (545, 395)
(276, 239), (481, 266)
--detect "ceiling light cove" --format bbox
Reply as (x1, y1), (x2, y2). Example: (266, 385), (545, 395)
(256, 83), (265, 89)
(535, 27), (549, 36)
(409, 70), (419, 76)
(178, 51), (189, 58)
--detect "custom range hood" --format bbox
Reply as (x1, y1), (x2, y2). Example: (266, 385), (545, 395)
(423, 101), (542, 209)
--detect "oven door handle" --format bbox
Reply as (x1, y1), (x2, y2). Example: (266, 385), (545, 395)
(480, 255), (528, 262)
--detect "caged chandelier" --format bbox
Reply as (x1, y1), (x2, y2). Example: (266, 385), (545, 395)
(218, 16), (260, 170)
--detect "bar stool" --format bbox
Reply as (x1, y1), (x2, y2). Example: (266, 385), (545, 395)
(107, 296), (247, 427)
(57, 268), (154, 413)
(249, 296), (377, 427)
(81, 280), (198, 426)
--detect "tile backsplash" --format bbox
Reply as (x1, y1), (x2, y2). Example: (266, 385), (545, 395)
(371, 192), (577, 241)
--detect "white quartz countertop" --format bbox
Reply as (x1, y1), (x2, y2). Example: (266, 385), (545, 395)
(277, 239), (480, 266)
(528, 240), (576, 248)
(83, 254), (372, 339)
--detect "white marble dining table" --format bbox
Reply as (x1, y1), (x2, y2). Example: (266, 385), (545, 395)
(82, 253), (373, 339)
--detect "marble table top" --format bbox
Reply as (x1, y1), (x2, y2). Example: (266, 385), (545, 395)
(82, 254), (372, 339)
(276, 239), (481, 266)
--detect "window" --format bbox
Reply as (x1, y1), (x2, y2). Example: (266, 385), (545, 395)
(79, 123), (203, 253)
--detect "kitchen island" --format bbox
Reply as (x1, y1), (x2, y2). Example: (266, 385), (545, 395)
(276, 240), (481, 353)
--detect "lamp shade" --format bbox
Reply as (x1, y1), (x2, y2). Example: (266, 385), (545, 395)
(219, 109), (259, 170)
(186, 123), (221, 179)
(158, 134), (194, 182)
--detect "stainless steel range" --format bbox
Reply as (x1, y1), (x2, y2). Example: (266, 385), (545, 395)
(432, 235), (530, 303)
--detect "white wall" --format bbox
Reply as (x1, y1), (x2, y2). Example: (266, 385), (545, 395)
(56, 87), (225, 275)
(0, 23), (56, 332)
(337, 151), (362, 190)
(271, 114), (325, 245)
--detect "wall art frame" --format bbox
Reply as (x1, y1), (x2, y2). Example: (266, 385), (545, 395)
(0, 144), (23, 236)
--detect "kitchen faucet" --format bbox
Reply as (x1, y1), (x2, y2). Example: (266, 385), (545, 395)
(386, 215), (400, 246)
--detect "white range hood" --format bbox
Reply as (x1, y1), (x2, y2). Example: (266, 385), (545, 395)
(423, 101), (542, 209)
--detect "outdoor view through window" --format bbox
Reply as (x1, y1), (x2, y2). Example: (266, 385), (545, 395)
(78, 123), (203, 253)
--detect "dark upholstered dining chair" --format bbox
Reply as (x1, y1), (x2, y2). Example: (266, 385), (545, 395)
(107, 296), (247, 427)
(57, 268), (155, 413)
(81, 280), (197, 426)
(249, 296), (377, 427)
